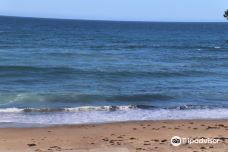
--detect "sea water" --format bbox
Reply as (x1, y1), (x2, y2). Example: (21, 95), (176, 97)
(0, 16), (228, 127)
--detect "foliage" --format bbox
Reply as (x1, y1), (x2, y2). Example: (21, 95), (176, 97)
(224, 10), (228, 19)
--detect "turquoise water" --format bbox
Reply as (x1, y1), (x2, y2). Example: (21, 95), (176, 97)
(0, 16), (228, 126)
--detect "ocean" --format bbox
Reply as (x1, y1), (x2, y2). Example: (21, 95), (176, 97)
(0, 16), (228, 127)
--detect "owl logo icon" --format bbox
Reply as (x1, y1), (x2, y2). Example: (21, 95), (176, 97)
(171, 136), (182, 146)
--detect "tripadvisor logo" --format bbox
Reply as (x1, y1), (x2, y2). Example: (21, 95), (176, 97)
(171, 136), (182, 146)
(171, 136), (220, 146)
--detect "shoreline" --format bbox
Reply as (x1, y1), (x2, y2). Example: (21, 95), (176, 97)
(1, 107), (228, 125)
(0, 120), (228, 152)
(1, 119), (228, 128)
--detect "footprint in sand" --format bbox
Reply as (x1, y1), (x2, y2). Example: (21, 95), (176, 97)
(27, 144), (36, 147)
(102, 138), (109, 141)
(161, 139), (167, 143)
(200, 146), (206, 150)
(144, 142), (151, 146)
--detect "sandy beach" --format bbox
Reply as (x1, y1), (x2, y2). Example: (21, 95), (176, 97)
(0, 120), (227, 152)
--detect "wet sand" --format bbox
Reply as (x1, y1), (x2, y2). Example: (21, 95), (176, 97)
(0, 120), (228, 152)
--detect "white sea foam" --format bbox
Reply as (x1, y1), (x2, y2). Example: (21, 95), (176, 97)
(0, 108), (23, 113)
(0, 105), (138, 113)
(0, 108), (228, 127)
(65, 105), (137, 112)
(214, 46), (221, 49)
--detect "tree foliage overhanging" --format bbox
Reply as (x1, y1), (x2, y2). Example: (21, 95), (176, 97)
(224, 10), (228, 19)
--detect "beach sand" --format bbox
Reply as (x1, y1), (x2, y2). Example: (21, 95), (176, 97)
(0, 120), (228, 152)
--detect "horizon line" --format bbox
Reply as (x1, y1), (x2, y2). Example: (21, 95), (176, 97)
(0, 15), (227, 23)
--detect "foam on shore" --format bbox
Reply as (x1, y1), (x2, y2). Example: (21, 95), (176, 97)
(0, 107), (228, 127)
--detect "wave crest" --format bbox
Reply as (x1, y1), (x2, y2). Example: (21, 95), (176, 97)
(0, 104), (226, 113)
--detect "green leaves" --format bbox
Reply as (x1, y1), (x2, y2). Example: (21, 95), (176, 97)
(224, 10), (228, 19)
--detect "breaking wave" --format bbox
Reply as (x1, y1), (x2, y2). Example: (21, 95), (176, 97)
(0, 104), (227, 113)
(0, 106), (228, 127)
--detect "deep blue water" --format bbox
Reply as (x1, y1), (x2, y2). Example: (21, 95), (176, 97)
(0, 16), (228, 126)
